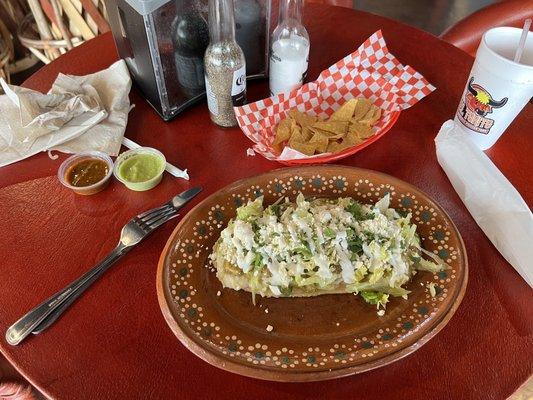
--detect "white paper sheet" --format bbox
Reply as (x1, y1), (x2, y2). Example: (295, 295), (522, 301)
(435, 120), (533, 287)
(0, 60), (131, 167)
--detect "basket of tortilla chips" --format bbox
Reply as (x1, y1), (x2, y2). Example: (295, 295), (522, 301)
(234, 30), (435, 165)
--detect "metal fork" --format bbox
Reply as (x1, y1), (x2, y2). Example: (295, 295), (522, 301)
(6, 187), (202, 346)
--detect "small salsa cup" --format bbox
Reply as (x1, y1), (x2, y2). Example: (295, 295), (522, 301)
(113, 147), (166, 191)
(58, 151), (114, 195)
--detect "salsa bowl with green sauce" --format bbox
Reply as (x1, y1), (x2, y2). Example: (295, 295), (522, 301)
(114, 147), (166, 191)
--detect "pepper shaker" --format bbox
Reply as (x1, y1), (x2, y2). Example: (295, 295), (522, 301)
(204, 0), (246, 127)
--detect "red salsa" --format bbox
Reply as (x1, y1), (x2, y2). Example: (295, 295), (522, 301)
(66, 158), (109, 187)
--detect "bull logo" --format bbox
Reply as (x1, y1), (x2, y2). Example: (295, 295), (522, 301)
(456, 77), (508, 134)
(466, 78), (507, 116)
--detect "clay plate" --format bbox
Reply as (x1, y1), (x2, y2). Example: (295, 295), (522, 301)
(157, 166), (468, 381)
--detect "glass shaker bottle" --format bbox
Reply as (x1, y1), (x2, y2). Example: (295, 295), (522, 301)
(269, 0), (310, 96)
(204, 0), (247, 127)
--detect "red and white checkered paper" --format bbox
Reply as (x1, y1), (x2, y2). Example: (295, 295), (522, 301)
(235, 31), (436, 161)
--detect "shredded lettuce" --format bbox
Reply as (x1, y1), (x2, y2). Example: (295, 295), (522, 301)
(354, 265), (368, 282)
(236, 197), (264, 221)
(212, 193), (445, 314)
(360, 291), (389, 309)
(374, 193), (390, 213)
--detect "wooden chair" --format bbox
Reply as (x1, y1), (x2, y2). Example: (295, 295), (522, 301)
(440, 0), (533, 56)
(0, 19), (13, 83)
(19, 0), (110, 64)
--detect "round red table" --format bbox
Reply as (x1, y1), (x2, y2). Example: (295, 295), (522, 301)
(1, 4), (531, 400)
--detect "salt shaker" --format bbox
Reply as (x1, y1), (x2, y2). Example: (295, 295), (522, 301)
(204, 0), (246, 127)
(269, 0), (310, 96)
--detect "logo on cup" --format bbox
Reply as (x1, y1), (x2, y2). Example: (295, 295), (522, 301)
(456, 77), (508, 135)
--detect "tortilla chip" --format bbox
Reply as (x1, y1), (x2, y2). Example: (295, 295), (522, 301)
(326, 141), (342, 154)
(326, 140), (353, 154)
(349, 121), (374, 139)
(309, 132), (329, 153)
(272, 142), (283, 154)
(337, 139), (355, 153)
(290, 141), (316, 156)
(302, 126), (314, 141)
(311, 121), (349, 135)
(309, 126), (346, 140)
(360, 106), (382, 125)
(288, 124), (305, 147)
(289, 110), (317, 127)
(271, 98), (380, 158)
(273, 118), (292, 144)
(344, 131), (364, 146)
(329, 99), (357, 122)
(372, 107), (382, 123)
(352, 98), (373, 120)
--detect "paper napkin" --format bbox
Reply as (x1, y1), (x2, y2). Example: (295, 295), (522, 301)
(435, 120), (533, 288)
(0, 60), (131, 168)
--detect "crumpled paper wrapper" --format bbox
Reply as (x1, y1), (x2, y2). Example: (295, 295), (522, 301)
(235, 30), (435, 161)
(0, 60), (131, 168)
(435, 120), (533, 288)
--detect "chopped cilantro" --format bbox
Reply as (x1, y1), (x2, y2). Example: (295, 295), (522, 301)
(324, 227), (336, 238)
(345, 200), (374, 221)
(294, 246), (312, 258)
(347, 235), (364, 254)
(280, 285), (293, 296)
(252, 253), (263, 268)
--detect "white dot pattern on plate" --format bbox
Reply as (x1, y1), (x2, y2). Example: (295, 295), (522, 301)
(166, 170), (465, 372)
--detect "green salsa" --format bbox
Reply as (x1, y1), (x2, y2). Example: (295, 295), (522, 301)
(118, 153), (163, 183)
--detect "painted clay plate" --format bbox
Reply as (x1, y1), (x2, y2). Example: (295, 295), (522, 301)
(157, 166), (468, 381)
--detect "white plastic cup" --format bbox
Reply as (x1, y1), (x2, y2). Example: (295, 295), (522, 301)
(454, 27), (533, 150)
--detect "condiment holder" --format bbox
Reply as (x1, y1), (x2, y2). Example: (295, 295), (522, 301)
(58, 151), (114, 195)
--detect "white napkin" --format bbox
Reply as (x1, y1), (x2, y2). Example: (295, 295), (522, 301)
(435, 120), (533, 287)
(0, 60), (131, 167)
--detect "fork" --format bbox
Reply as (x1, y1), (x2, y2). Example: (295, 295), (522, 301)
(6, 187), (202, 346)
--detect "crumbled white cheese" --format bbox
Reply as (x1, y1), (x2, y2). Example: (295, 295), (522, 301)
(428, 282), (437, 297)
(377, 309), (385, 317)
(216, 290), (221, 296)
(212, 194), (433, 315)
(266, 325), (273, 332)
(269, 285), (282, 296)
(264, 308), (269, 314)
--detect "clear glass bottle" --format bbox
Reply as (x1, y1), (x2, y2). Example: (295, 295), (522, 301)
(171, 0), (209, 97)
(269, 0), (310, 96)
(204, 0), (246, 127)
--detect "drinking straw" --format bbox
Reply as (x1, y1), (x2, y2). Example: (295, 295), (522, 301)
(122, 137), (189, 180)
(514, 18), (531, 63)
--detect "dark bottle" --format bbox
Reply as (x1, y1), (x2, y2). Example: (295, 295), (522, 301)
(171, 0), (209, 97)
(234, 0), (262, 77)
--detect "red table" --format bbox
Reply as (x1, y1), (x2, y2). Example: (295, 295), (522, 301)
(1, 4), (531, 399)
